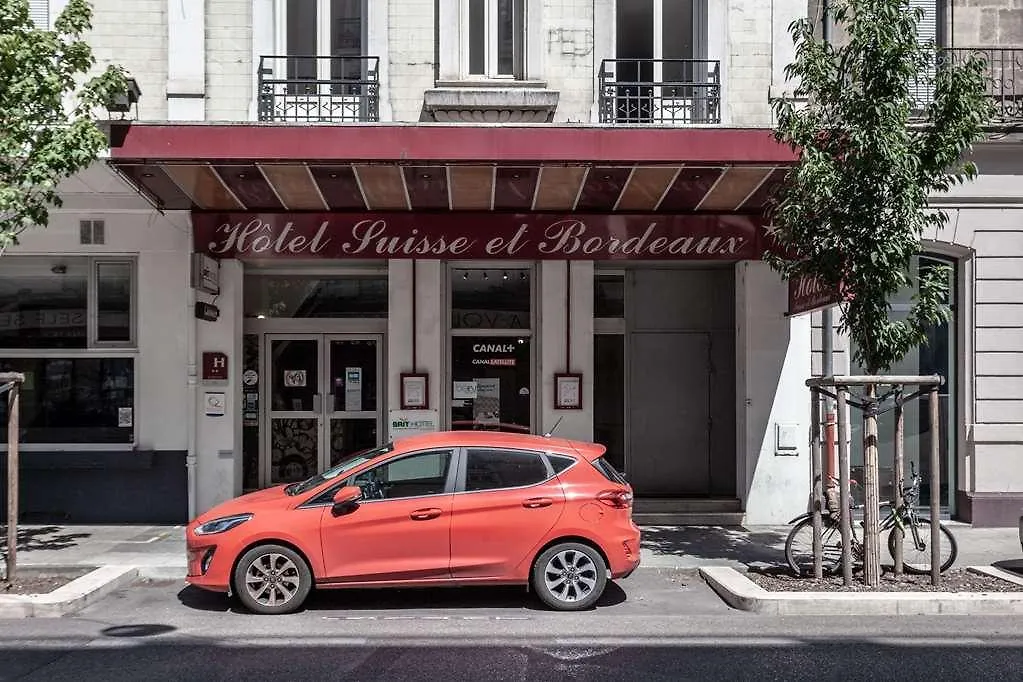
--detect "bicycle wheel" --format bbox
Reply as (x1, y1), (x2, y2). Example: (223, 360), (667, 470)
(785, 516), (845, 577)
(887, 517), (958, 574)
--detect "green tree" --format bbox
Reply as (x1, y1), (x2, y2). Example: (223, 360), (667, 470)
(0, 0), (128, 253)
(767, 0), (992, 375)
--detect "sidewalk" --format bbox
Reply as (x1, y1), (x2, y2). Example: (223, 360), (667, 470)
(2, 521), (1020, 577)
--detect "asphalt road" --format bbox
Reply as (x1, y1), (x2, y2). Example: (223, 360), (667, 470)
(2, 568), (1023, 681)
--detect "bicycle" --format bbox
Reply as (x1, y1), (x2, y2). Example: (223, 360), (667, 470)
(784, 462), (958, 577)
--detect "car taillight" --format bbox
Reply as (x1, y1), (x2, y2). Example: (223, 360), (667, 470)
(597, 489), (633, 509)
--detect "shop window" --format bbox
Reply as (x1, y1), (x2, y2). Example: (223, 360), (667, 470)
(0, 256), (137, 446)
(464, 448), (548, 491)
(465, 0), (526, 79)
(451, 268), (530, 329)
(0, 357), (135, 444)
(244, 275), (388, 318)
(848, 254), (957, 510)
(450, 267), (532, 433)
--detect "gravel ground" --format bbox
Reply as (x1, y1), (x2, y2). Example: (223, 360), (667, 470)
(1, 568), (91, 595)
(747, 566), (1023, 593)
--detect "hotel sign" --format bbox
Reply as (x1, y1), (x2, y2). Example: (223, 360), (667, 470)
(787, 273), (843, 317)
(192, 213), (769, 261)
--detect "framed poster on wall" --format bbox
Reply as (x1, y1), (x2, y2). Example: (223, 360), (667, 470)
(554, 373), (582, 410)
(401, 373), (429, 409)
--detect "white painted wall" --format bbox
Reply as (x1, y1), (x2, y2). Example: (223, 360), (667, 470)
(539, 260), (595, 440)
(387, 260), (444, 433)
(736, 260), (813, 524)
(194, 260), (245, 511)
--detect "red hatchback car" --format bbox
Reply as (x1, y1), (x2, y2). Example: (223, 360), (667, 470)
(186, 431), (641, 614)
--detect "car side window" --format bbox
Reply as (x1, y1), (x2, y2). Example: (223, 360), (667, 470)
(464, 448), (549, 492)
(547, 454), (576, 474)
(347, 449), (453, 501)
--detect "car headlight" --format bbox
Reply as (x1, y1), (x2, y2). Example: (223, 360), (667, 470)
(194, 513), (253, 536)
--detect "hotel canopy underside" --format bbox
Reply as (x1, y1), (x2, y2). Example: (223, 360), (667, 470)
(108, 124), (797, 215)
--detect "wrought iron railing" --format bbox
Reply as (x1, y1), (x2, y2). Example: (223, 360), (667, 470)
(257, 55), (380, 123)
(598, 59), (721, 125)
(910, 47), (1023, 124)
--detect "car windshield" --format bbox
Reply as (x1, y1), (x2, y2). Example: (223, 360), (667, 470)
(284, 443), (394, 495)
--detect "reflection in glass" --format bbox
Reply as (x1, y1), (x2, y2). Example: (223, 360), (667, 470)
(848, 255), (956, 508)
(451, 268), (531, 329)
(329, 418), (378, 467)
(271, 418), (319, 484)
(270, 339), (319, 412)
(450, 336), (531, 433)
(594, 334), (626, 472)
(245, 276), (388, 319)
(242, 334), (261, 490)
(0, 357), (134, 443)
(329, 339), (377, 412)
(0, 257), (88, 348)
(594, 274), (625, 318)
(97, 262), (132, 342)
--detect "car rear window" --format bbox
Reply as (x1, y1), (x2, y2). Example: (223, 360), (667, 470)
(547, 454), (576, 474)
(591, 456), (627, 484)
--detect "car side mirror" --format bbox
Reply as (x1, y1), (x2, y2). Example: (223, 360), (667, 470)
(331, 485), (363, 516)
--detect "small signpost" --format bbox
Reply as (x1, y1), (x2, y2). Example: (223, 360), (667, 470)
(1, 372), (25, 584)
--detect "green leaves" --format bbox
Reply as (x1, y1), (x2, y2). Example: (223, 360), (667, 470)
(0, 0), (129, 252)
(768, 0), (991, 374)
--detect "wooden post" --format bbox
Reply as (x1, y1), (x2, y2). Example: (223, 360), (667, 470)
(893, 390), (905, 574)
(6, 383), (18, 584)
(810, 387), (824, 579)
(837, 388), (853, 586)
(930, 384), (941, 587)
(862, 383), (881, 587)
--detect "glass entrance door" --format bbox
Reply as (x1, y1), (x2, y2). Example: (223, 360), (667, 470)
(264, 334), (382, 486)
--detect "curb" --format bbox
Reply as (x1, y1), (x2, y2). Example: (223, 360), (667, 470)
(0, 565), (139, 618)
(700, 566), (1023, 615)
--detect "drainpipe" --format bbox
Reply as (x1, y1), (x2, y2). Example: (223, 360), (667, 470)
(186, 236), (198, 520)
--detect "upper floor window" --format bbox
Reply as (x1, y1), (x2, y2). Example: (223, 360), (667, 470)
(465, 0), (525, 79)
(279, 0), (366, 81)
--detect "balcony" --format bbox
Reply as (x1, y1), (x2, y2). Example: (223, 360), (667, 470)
(257, 55), (379, 123)
(598, 59), (721, 125)
(910, 47), (1022, 125)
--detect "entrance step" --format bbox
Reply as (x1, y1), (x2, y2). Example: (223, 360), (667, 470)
(632, 498), (744, 526)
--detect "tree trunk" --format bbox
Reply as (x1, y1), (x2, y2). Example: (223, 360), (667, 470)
(862, 383), (881, 587)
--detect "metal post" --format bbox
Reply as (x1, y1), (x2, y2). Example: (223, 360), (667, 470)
(810, 387), (824, 579)
(930, 385), (941, 587)
(837, 388), (853, 586)
(6, 383), (19, 584)
(862, 384), (881, 587)
(893, 390), (905, 574)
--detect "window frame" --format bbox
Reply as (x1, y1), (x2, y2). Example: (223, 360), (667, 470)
(0, 256), (139, 450)
(461, 0), (527, 80)
(273, 0), (369, 79)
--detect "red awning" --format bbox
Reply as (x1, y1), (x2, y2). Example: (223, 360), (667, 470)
(108, 124), (796, 213)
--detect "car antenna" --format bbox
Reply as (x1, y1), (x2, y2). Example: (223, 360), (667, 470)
(543, 416), (563, 438)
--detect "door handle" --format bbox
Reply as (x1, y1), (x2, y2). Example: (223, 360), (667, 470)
(410, 508), (443, 521)
(312, 393), (322, 413)
(522, 497), (553, 509)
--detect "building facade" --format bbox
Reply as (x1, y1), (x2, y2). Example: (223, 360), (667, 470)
(1, 0), (1021, 526)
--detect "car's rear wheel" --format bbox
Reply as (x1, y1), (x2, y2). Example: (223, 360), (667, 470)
(233, 544), (312, 615)
(532, 542), (607, 611)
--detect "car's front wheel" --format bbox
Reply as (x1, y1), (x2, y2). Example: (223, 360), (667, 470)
(532, 542), (608, 611)
(233, 544), (312, 615)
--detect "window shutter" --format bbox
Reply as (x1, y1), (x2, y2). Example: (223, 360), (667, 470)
(909, 0), (937, 45)
(29, 0), (49, 27)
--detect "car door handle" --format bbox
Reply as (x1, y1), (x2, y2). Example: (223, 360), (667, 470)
(522, 497), (553, 509)
(410, 508), (443, 520)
